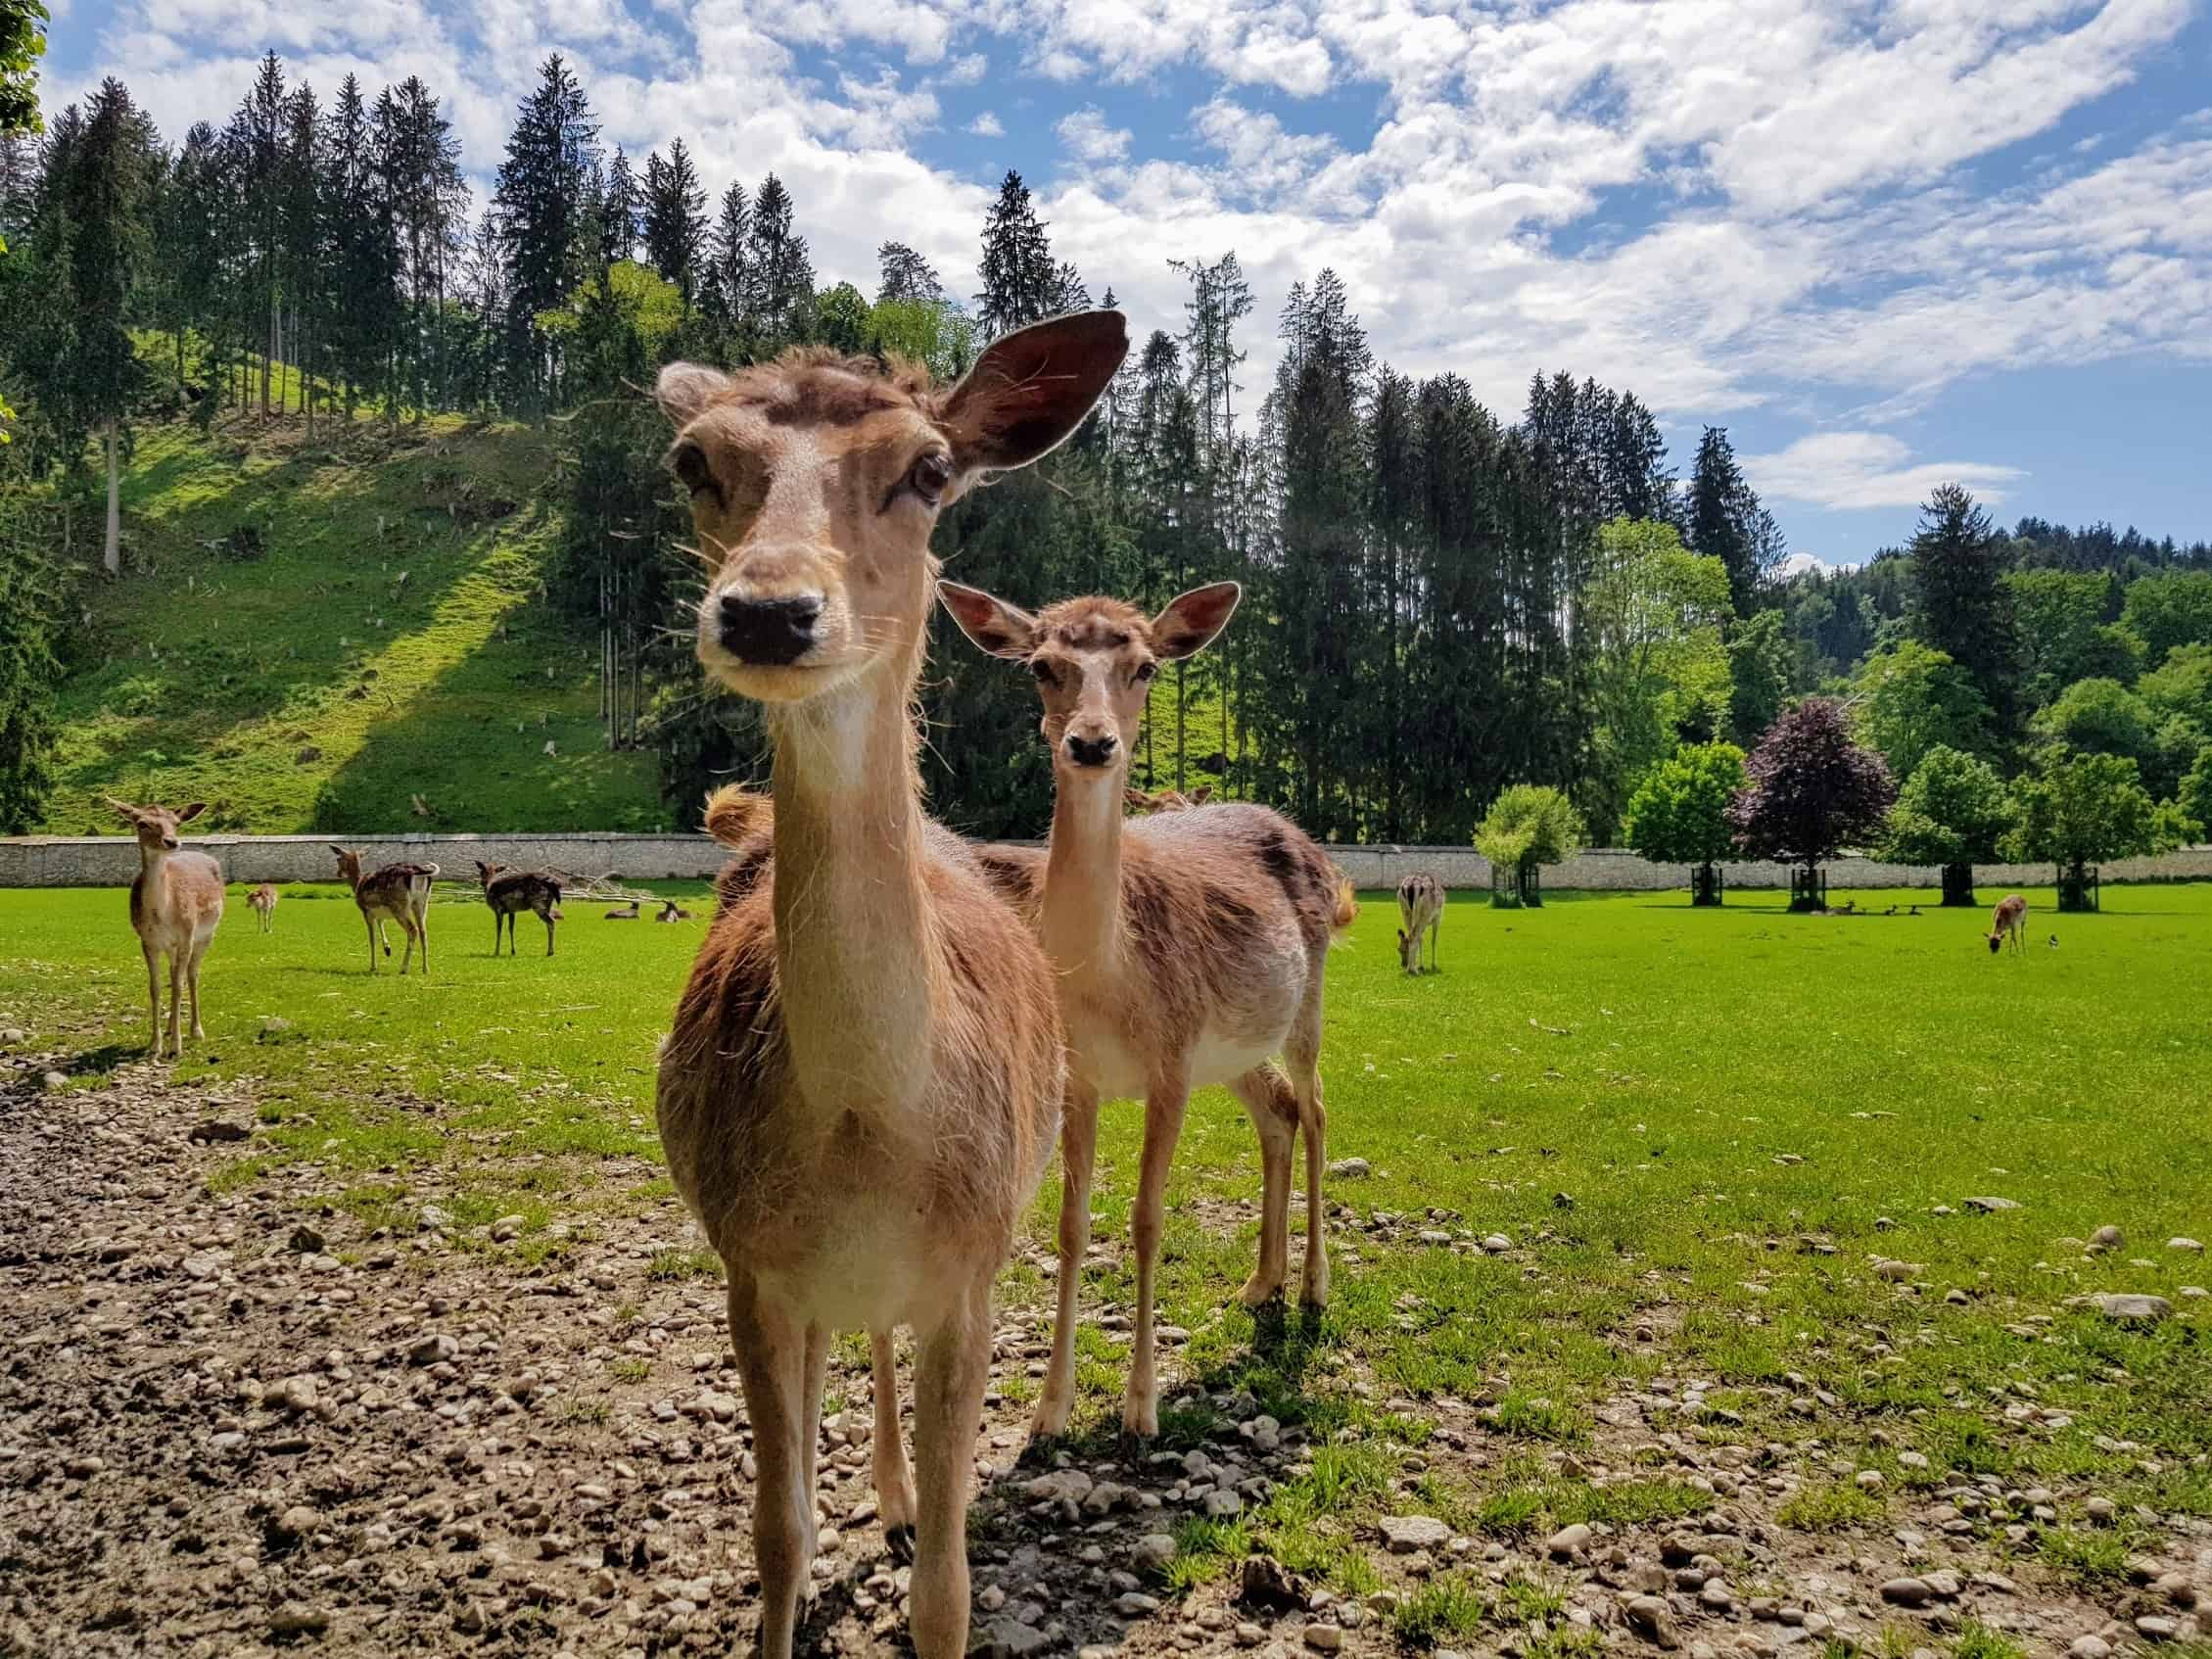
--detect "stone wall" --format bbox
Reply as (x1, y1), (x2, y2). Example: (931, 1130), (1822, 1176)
(7, 830), (2209, 891)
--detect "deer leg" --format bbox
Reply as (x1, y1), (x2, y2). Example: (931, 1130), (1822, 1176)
(1032, 1084), (1099, 1443)
(417, 904), (430, 976)
(870, 1331), (918, 1560)
(186, 937), (209, 1041)
(800, 1321), (829, 1578)
(165, 954), (184, 1058)
(544, 913), (556, 956)
(1229, 1065), (1296, 1306)
(727, 1282), (811, 1659)
(1124, 1067), (1192, 1443)
(1289, 997), (1331, 1309)
(907, 1275), (991, 1659)
(399, 917), (417, 975)
(143, 945), (163, 1057)
(363, 913), (378, 973)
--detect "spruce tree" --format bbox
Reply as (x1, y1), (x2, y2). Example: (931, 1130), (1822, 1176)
(640, 137), (706, 305)
(1909, 483), (2021, 739)
(973, 170), (1056, 337)
(875, 240), (940, 304)
(702, 180), (746, 325)
(599, 145), (637, 263)
(743, 174), (813, 344)
(492, 54), (599, 412)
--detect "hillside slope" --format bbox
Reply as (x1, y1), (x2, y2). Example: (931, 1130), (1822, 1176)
(36, 413), (668, 836)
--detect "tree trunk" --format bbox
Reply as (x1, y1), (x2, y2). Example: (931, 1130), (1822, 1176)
(1939, 863), (1976, 907)
(1691, 861), (1722, 906)
(2057, 862), (2098, 913)
(103, 422), (121, 576)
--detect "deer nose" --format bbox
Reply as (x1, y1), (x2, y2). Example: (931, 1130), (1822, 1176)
(1065, 731), (1118, 768)
(718, 592), (822, 666)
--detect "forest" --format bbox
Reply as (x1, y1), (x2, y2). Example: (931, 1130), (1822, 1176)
(2, 53), (2209, 848)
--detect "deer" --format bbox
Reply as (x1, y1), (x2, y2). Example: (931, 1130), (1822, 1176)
(247, 882), (279, 933)
(650, 312), (1125, 1659)
(1988, 892), (2028, 956)
(604, 899), (641, 920)
(939, 578), (1355, 1446)
(1124, 783), (1212, 814)
(330, 847), (439, 973)
(1396, 871), (1444, 973)
(108, 798), (224, 1058)
(655, 899), (693, 923)
(473, 862), (563, 956)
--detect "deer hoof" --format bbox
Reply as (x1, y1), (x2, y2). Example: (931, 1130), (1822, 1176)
(1236, 1273), (1286, 1308)
(884, 1523), (916, 1566)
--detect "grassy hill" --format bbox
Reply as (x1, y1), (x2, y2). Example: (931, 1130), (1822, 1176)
(34, 409), (670, 836)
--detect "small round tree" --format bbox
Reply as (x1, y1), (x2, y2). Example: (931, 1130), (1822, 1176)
(2004, 748), (2171, 912)
(1623, 741), (1747, 906)
(1728, 697), (1896, 912)
(1876, 743), (2015, 907)
(1476, 783), (1586, 908)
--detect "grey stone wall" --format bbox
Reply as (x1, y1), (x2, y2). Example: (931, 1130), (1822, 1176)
(6, 830), (2209, 891)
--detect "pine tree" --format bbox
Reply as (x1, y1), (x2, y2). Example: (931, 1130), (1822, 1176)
(492, 54), (599, 412)
(640, 137), (706, 305)
(242, 52), (286, 415)
(742, 174), (813, 344)
(1688, 425), (1781, 616)
(599, 145), (637, 264)
(150, 120), (226, 403)
(702, 180), (746, 325)
(973, 171), (1057, 337)
(1910, 483), (2021, 738)
(875, 240), (940, 304)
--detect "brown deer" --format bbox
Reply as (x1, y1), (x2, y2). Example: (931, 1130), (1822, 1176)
(331, 847), (439, 973)
(247, 882), (279, 933)
(1396, 871), (1443, 973)
(1124, 783), (1213, 814)
(652, 312), (1124, 1659)
(939, 579), (1354, 1443)
(473, 862), (563, 956)
(655, 898), (693, 923)
(108, 799), (224, 1058)
(1988, 892), (2028, 955)
(603, 899), (641, 920)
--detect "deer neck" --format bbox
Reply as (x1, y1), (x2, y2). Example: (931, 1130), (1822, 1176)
(138, 842), (174, 912)
(1042, 772), (1128, 979)
(766, 642), (936, 1115)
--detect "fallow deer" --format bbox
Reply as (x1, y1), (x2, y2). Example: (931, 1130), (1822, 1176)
(331, 847), (439, 973)
(1396, 871), (1444, 973)
(655, 898), (692, 923)
(1988, 893), (2028, 955)
(1124, 783), (1213, 814)
(652, 313), (1124, 1659)
(108, 798), (224, 1058)
(247, 882), (279, 933)
(939, 579), (1355, 1444)
(604, 899), (641, 920)
(474, 862), (563, 956)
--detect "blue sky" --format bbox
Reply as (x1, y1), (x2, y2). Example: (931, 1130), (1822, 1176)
(41, 0), (2212, 567)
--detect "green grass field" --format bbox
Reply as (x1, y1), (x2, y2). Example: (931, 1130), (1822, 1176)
(36, 414), (667, 836)
(6, 876), (2210, 1593)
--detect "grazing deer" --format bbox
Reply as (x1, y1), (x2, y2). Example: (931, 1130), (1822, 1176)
(655, 898), (692, 923)
(1988, 893), (2028, 956)
(652, 313), (1122, 1659)
(330, 847), (439, 973)
(108, 798), (224, 1057)
(939, 578), (1354, 1443)
(1396, 871), (1444, 973)
(247, 882), (279, 933)
(474, 862), (563, 956)
(604, 899), (641, 920)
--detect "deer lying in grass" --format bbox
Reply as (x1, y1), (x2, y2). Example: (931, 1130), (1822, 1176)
(1396, 871), (1443, 973)
(1989, 892), (2028, 955)
(474, 862), (563, 956)
(1124, 783), (1212, 814)
(604, 899), (641, 920)
(940, 578), (1354, 1443)
(330, 846), (437, 973)
(655, 899), (692, 923)
(247, 882), (279, 933)
(652, 313), (1123, 1659)
(109, 799), (224, 1058)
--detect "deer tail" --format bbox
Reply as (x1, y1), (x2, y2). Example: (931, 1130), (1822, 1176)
(704, 784), (774, 850)
(1330, 873), (1359, 941)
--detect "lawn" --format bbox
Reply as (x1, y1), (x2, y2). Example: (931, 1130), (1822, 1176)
(7, 874), (2210, 1587)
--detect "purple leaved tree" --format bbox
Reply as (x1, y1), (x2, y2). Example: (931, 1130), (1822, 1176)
(1729, 698), (1896, 909)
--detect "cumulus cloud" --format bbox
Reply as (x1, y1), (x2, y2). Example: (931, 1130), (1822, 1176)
(1056, 105), (1130, 163)
(965, 110), (1004, 137)
(1744, 433), (2030, 511)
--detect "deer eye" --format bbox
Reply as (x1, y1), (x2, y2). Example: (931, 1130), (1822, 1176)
(1030, 659), (1057, 687)
(673, 444), (722, 506)
(1134, 661), (1157, 683)
(908, 451), (953, 507)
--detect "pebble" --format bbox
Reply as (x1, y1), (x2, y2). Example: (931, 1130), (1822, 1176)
(2085, 1497), (2118, 1524)
(1963, 1196), (2021, 1212)
(1303, 1623), (1343, 1652)
(2172, 1238), (2205, 1254)
(1547, 1522), (1593, 1557)
(1204, 1489), (1244, 1519)
(2070, 1638), (2112, 1659)
(409, 1331), (459, 1364)
(2135, 1616), (2181, 1642)
(2090, 1224), (2125, 1252)
(1624, 1594), (1680, 1649)
(1881, 1579), (1933, 1607)
(1483, 1233), (1513, 1253)
(1327, 1159), (1371, 1180)
(1381, 1514), (1453, 1554)
(1133, 1534), (1177, 1571)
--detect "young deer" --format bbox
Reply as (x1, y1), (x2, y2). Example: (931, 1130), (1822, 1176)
(247, 882), (279, 933)
(330, 846), (439, 973)
(1988, 892), (2028, 956)
(108, 798), (224, 1058)
(940, 580), (1354, 1443)
(1396, 871), (1444, 973)
(652, 313), (1123, 1659)
(474, 862), (563, 956)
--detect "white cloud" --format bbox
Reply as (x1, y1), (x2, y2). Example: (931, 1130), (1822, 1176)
(939, 52), (987, 87)
(1744, 433), (2030, 511)
(1056, 105), (1130, 163)
(966, 110), (1003, 137)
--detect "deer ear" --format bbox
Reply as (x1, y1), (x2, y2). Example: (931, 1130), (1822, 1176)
(657, 362), (733, 426)
(105, 797), (138, 823)
(937, 581), (1040, 660)
(940, 310), (1128, 477)
(1153, 582), (1241, 661)
(1190, 784), (1212, 804)
(329, 844), (348, 858)
(174, 802), (206, 823)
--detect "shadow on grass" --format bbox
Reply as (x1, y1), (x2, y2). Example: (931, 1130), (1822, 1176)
(60, 1043), (141, 1077)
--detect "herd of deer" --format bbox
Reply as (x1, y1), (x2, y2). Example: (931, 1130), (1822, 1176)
(99, 312), (2052, 1657)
